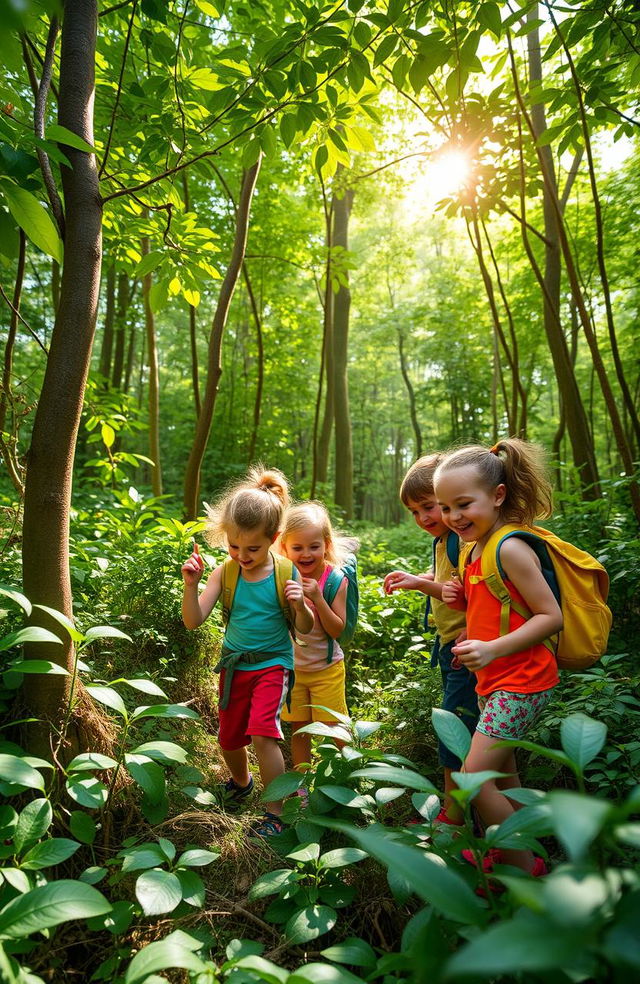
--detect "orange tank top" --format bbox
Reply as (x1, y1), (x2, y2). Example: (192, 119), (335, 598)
(464, 555), (559, 696)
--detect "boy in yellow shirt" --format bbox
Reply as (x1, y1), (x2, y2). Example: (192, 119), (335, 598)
(384, 453), (478, 824)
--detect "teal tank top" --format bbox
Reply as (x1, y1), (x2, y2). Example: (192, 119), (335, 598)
(223, 569), (295, 671)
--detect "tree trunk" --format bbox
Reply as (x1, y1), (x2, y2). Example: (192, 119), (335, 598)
(519, 16), (600, 494)
(0, 230), (27, 496)
(315, 199), (335, 489)
(111, 269), (129, 390)
(182, 171), (201, 419)
(98, 260), (115, 382)
(142, 235), (163, 496)
(244, 262), (264, 464)
(398, 328), (422, 458)
(332, 186), (354, 519)
(22, 0), (101, 737)
(182, 158), (261, 520)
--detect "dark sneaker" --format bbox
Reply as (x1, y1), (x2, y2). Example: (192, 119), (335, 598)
(247, 812), (284, 844)
(221, 775), (254, 809)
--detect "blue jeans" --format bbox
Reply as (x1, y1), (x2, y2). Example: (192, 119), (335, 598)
(432, 635), (479, 770)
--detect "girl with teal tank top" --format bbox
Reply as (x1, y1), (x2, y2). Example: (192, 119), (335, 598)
(181, 466), (313, 843)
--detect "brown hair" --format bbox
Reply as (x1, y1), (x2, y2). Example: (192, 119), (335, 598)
(434, 438), (553, 526)
(204, 464), (290, 546)
(399, 453), (443, 506)
(278, 501), (359, 567)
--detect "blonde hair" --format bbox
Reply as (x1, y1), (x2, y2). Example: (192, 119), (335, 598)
(434, 438), (553, 526)
(279, 501), (359, 568)
(204, 464), (290, 546)
(399, 453), (442, 506)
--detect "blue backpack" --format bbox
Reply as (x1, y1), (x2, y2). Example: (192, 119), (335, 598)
(322, 554), (359, 662)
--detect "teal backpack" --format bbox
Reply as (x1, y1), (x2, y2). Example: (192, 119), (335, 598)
(322, 554), (359, 662)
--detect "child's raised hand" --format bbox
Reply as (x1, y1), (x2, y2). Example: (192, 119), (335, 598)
(384, 570), (419, 594)
(300, 577), (321, 602)
(451, 638), (494, 671)
(181, 540), (205, 586)
(441, 578), (466, 610)
(284, 578), (305, 610)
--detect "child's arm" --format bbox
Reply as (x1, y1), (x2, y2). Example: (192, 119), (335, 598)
(302, 577), (347, 639)
(384, 569), (444, 600)
(284, 578), (314, 635)
(441, 577), (467, 610)
(181, 545), (223, 629)
(452, 539), (563, 671)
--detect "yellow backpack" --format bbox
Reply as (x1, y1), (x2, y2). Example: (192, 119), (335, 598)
(470, 524), (612, 671)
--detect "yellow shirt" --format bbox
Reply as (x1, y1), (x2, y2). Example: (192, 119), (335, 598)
(430, 532), (467, 644)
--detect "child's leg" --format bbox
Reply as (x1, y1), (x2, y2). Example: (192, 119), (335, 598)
(290, 724), (313, 771)
(281, 672), (312, 770)
(252, 735), (286, 815)
(438, 640), (479, 822)
(220, 746), (251, 788)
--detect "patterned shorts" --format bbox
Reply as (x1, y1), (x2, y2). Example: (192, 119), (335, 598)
(476, 688), (555, 740)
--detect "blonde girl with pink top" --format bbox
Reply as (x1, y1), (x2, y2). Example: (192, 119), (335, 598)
(278, 502), (359, 771)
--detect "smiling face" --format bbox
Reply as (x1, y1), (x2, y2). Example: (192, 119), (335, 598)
(435, 465), (506, 546)
(281, 524), (327, 581)
(405, 495), (448, 539)
(227, 526), (276, 573)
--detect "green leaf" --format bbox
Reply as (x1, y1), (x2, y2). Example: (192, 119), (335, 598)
(66, 776), (109, 809)
(20, 838), (81, 870)
(0, 181), (63, 264)
(445, 910), (584, 976)
(280, 113), (298, 148)
(131, 703), (199, 722)
(249, 868), (297, 901)
(175, 868), (205, 908)
(319, 786), (373, 809)
(84, 625), (132, 643)
(547, 791), (612, 861)
(134, 250), (164, 278)
(0, 754), (44, 792)
(287, 841), (320, 862)
(560, 713), (607, 770)
(13, 799), (52, 854)
(432, 708), (472, 763)
(117, 678), (167, 697)
(350, 765), (438, 793)
(0, 585), (31, 615)
(46, 124), (95, 153)
(288, 962), (367, 983)
(0, 627), (63, 652)
(320, 937), (377, 969)
(285, 904), (337, 944)
(32, 605), (83, 643)
(261, 771), (304, 802)
(124, 932), (207, 984)
(129, 741), (188, 764)
(135, 869), (183, 916)
(7, 660), (68, 675)
(67, 752), (118, 772)
(232, 955), (289, 984)
(320, 847), (367, 868)
(69, 812), (97, 846)
(476, 1), (502, 38)
(126, 760), (165, 803)
(0, 881), (111, 939)
(375, 787), (405, 805)
(120, 844), (167, 873)
(85, 686), (127, 717)
(176, 848), (219, 868)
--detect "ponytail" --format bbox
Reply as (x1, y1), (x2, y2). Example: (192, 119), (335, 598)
(435, 438), (553, 526)
(204, 464), (290, 546)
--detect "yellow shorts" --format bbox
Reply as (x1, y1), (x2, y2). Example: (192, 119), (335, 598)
(281, 659), (348, 723)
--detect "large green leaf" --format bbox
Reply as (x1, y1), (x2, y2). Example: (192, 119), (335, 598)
(431, 708), (473, 762)
(560, 713), (607, 770)
(175, 868), (205, 908)
(13, 799), (52, 854)
(320, 937), (377, 969)
(131, 703), (199, 721)
(69, 811), (97, 846)
(288, 963), (367, 984)
(248, 868), (297, 901)
(317, 786), (373, 809)
(0, 627), (63, 653)
(176, 848), (219, 868)
(320, 848), (368, 868)
(0, 755), (44, 792)
(285, 904), (337, 944)
(129, 741), (188, 764)
(7, 660), (68, 675)
(232, 955), (289, 984)
(120, 844), (168, 873)
(84, 625), (133, 643)
(20, 838), (81, 870)
(350, 765), (438, 794)
(0, 585), (31, 615)
(33, 605), (83, 643)
(126, 760), (166, 803)
(135, 869), (183, 916)
(66, 776), (109, 809)
(67, 752), (118, 772)
(0, 181), (63, 263)
(547, 791), (612, 860)
(0, 881), (111, 939)
(124, 932), (207, 984)
(45, 123), (95, 153)
(85, 686), (127, 717)
(261, 770), (304, 802)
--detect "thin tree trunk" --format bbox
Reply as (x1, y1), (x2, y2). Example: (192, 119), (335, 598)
(98, 260), (116, 382)
(182, 158), (261, 521)
(22, 0), (102, 739)
(332, 185), (354, 518)
(141, 235), (162, 495)
(182, 171), (201, 419)
(398, 328), (422, 458)
(0, 230), (27, 495)
(316, 195), (335, 488)
(243, 262), (263, 464)
(111, 270), (129, 390)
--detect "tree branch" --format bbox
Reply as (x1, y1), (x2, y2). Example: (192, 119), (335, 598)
(98, 0), (138, 178)
(32, 18), (65, 237)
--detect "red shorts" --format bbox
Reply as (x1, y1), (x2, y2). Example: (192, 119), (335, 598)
(218, 665), (290, 751)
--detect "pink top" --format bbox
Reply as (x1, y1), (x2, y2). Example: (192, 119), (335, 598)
(294, 564), (345, 672)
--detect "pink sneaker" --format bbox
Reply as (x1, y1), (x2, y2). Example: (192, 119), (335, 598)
(531, 856), (548, 877)
(461, 848), (503, 872)
(408, 808), (463, 827)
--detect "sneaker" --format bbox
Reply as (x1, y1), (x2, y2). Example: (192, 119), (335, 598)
(294, 787), (309, 809)
(461, 847), (503, 872)
(531, 856), (548, 877)
(221, 775), (254, 808)
(407, 808), (463, 829)
(247, 812), (284, 843)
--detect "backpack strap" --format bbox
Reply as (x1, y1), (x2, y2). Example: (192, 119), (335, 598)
(424, 532), (464, 629)
(271, 552), (296, 640)
(323, 566), (346, 663)
(478, 526), (559, 654)
(220, 557), (240, 626)
(220, 553), (296, 639)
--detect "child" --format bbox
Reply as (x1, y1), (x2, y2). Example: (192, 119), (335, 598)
(436, 438), (562, 875)
(181, 466), (314, 841)
(278, 501), (358, 773)
(383, 454), (479, 826)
